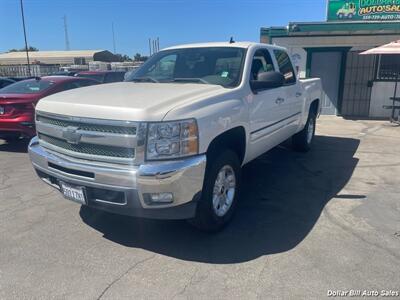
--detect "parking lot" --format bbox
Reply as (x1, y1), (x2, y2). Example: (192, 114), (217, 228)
(0, 116), (399, 299)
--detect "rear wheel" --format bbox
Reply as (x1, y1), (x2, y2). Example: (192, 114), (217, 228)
(189, 150), (241, 232)
(292, 109), (316, 152)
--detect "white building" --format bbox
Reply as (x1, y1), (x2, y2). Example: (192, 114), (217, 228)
(0, 50), (118, 66)
(261, 21), (400, 118)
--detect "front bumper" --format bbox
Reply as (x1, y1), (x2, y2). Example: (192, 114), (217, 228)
(28, 136), (206, 219)
(0, 113), (36, 138)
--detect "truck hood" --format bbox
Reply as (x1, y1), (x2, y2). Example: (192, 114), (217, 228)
(36, 82), (227, 121)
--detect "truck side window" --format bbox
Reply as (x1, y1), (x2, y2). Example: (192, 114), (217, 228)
(250, 49), (275, 81)
(273, 50), (296, 84)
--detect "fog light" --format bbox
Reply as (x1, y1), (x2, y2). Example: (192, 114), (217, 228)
(143, 192), (174, 205)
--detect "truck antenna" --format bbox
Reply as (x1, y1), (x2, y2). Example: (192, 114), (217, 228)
(229, 37), (235, 44)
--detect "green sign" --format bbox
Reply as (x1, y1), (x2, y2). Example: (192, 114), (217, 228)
(327, 0), (400, 21)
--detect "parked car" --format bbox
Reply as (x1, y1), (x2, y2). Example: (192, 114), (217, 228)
(29, 42), (322, 231)
(75, 71), (126, 83)
(49, 71), (77, 76)
(0, 76), (98, 142)
(0, 77), (16, 89)
(7, 76), (36, 82)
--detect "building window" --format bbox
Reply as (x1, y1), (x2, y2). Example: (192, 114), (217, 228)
(377, 55), (400, 80)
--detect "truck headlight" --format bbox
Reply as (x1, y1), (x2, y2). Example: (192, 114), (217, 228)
(146, 119), (199, 160)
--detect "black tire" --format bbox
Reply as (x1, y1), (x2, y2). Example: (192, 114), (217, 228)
(292, 109), (316, 152)
(189, 149), (241, 232)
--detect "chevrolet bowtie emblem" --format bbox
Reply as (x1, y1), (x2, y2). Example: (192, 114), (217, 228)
(62, 126), (81, 144)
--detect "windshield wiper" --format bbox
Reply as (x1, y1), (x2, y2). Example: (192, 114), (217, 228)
(130, 76), (159, 83)
(171, 78), (210, 84)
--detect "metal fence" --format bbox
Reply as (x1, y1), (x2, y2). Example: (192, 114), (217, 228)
(0, 64), (60, 77)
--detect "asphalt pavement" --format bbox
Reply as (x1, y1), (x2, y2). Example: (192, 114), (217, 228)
(0, 116), (399, 299)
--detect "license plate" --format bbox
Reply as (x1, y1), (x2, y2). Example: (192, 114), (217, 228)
(60, 181), (86, 204)
(0, 106), (4, 115)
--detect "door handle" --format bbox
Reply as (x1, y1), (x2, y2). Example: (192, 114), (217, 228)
(275, 97), (285, 104)
(296, 92), (302, 97)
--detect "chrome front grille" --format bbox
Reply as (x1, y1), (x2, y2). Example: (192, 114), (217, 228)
(36, 115), (137, 135)
(35, 111), (140, 164)
(39, 133), (135, 159)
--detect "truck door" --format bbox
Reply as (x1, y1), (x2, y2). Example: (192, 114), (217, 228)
(272, 49), (302, 135)
(247, 49), (286, 160)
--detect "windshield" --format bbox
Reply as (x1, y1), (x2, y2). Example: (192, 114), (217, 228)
(76, 74), (104, 82)
(127, 47), (246, 88)
(0, 79), (55, 94)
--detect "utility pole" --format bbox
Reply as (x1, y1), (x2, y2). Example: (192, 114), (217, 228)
(148, 37), (160, 55)
(20, 0), (31, 76)
(149, 38), (152, 56)
(63, 15), (70, 51)
(112, 22), (116, 53)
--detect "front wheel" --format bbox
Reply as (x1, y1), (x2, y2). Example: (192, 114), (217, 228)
(292, 110), (316, 152)
(189, 150), (241, 232)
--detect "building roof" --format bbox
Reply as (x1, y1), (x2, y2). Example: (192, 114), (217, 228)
(261, 21), (400, 39)
(0, 50), (112, 65)
(0, 50), (104, 59)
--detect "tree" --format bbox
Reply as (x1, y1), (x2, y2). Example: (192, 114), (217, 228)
(134, 53), (148, 62)
(113, 53), (132, 62)
(9, 46), (39, 52)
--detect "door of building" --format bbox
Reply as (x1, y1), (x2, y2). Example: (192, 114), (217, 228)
(310, 51), (343, 115)
(341, 51), (376, 117)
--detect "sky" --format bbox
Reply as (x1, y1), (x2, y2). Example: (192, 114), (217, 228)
(0, 0), (327, 57)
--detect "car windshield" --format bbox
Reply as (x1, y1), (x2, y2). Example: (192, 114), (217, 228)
(0, 79), (55, 94)
(76, 73), (105, 82)
(127, 47), (246, 88)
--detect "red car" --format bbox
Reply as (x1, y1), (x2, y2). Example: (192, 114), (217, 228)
(0, 76), (98, 142)
(75, 71), (126, 83)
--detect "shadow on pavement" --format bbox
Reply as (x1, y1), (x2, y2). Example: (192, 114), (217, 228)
(80, 135), (360, 264)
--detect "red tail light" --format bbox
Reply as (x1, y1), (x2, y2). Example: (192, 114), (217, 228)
(0, 103), (35, 117)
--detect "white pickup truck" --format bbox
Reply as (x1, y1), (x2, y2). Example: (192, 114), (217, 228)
(29, 42), (322, 231)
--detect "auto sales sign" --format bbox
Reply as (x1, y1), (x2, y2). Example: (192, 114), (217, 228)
(327, 0), (400, 21)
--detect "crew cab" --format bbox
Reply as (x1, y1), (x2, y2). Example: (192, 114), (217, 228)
(29, 42), (322, 231)
(0, 76), (98, 142)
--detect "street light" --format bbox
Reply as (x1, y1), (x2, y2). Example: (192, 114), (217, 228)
(20, 0), (31, 76)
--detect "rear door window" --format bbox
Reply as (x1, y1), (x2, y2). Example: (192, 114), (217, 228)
(273, 50), (296, 85)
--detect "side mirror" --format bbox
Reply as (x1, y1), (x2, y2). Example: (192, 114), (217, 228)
(250, 71), (285, 92)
